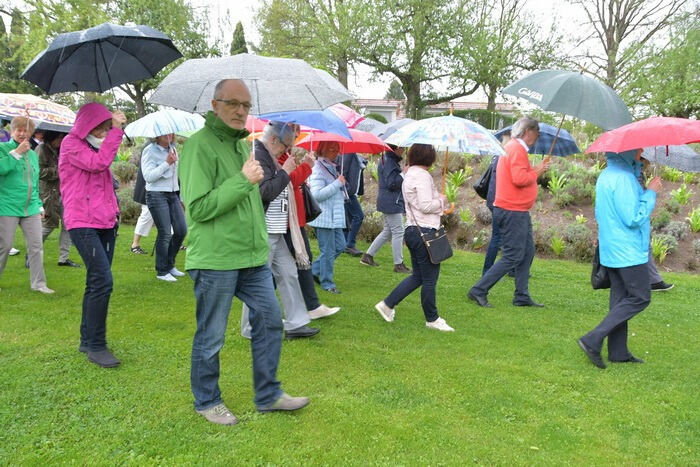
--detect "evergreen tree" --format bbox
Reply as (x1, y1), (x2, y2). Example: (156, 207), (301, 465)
(384, 80), (405, 100)
(230, 21), (248, 55)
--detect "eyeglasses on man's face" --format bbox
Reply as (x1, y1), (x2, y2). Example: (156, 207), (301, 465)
(214, 99), (252, 112)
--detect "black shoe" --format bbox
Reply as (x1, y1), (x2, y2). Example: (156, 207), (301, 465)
(285, 325), (320, 339)
(577, 339), (606, 369)
(313, 275), (320, 285)
(344, 247), (363, 257)
(513, 299), (545, 307)
(58, 259), (81, 268)
(360, 253), (380, 267)
(468, 291), (492, 308)
(87, 349), (121, 368)
(324, 287), (341, 294)
(393, 262), (411, 274)
(610, 356), (645, 363)
(130, 246), (147, 254)
(651, 281), (674, 291)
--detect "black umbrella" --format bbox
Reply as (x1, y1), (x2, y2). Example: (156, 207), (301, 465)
(21, 23), (182, 94)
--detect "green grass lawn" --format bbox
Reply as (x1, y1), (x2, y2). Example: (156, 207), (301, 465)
(1, 225), (698, 465)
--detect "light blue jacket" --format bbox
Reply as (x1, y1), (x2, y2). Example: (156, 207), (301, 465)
(141, 142), (179, 192)
(595, 150), (656, 268)
(307, 157), (346, 229)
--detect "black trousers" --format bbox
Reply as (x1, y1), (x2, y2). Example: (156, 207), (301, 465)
(470, 208), (534, 303)
(296, 227), (321, 311)
(581, 263), (650, 360)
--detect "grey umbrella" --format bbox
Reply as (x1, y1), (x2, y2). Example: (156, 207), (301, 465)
(502, 69), (633, 131)
(21, 23), (182, 94)
(642, 145), (700, 173)
(149, 54), (352, 115)
(355, 117), (384, 133)
(374, 118), (416, 140)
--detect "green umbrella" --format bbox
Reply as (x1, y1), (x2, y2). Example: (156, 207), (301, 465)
(502, 69), (633, 131)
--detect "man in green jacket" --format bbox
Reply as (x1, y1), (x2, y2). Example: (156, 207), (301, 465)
(0, 117), (53, 294)
(179, 79), (309, 425)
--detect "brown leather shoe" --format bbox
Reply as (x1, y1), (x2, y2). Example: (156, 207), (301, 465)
(360, 253), (379, 267)
(393, 263), (411, 274)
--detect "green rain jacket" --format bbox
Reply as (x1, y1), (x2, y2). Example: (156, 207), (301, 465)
(0, 139), (42, 217)
(179, 111), (269, 271)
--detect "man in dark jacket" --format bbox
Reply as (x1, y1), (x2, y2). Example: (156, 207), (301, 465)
(361, 145), (410, 273)
(338, 152), (366, 256)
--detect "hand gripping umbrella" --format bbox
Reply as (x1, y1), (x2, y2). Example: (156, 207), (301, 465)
(502, 69), (633, 160)
(21, 23), (182, 94)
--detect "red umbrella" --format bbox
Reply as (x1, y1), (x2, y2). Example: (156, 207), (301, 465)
(297, 129), (389, 154)
(586, 117), (700, 153)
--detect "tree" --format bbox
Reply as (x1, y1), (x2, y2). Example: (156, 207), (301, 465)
(462, 0), (562, 111)
(570, 0), (688, 90)
(384, 79), (405, 100)
(623, 11), (700, 118)
(0, 8), (42, 94)
(230, 21), (248, 55)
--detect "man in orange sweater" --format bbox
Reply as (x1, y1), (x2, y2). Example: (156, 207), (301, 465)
(468, 117), (550, 308)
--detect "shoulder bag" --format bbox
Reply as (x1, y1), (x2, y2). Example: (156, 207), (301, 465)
(406, 202), (453, 264)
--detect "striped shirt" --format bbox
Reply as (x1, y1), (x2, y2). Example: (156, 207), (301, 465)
(265, 186), (289, 234)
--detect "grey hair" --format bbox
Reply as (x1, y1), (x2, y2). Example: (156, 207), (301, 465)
(260, 123), (276, 143)
(10, 116), (36, 133)
(511, 116), (539, 138)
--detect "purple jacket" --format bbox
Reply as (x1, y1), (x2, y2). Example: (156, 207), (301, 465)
(59, 102), (122, 230)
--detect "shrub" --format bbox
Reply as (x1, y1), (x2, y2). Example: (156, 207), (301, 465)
(664, 198), (681, 214)
(459, 208), (475, 228)
(651, 209), (672, 231)
(662, 220), (690, 241)
(533, 226), (554, 254)
(550, 235), (565, 257)
(444, 181), (459, 204)
(366, 160), (378, 181)
(448, 169), (469, 187)
(357, 208), (383, 243)
(446, 153), (467, 172)
(116, 149), (132, 162)
(694, 239), (700, 256)
(554, 192), (574, 208)
(686, 207), (700, 233)
(561, 177), (595, 205)
(563, 222), (594, 261)
(364, 112), (387, 124)
(575, 214), (588, 224)
(670, 183), (693, 205)
(472, 228), (489, 250)
(116, 187), (141, 225)
(478, 156), (492, 175)
(651, 236), (670, 264)
(111, 161), (137, 185)
(661, 167), (683, 182)
(655, 233), (678, 254)
(683, 172), (698, 185)
(475, 204), (492, 225)
(454, 220), (475, 247)
(548, 173), (568, 197)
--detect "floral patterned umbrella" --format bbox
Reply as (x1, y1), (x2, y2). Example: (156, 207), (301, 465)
(0, 93), (75, 132)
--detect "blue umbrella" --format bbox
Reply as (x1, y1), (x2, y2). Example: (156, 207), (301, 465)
(21, 23), (182, 94)
(494, 123), (580, 156)
(258, 109), (351, 138)
(124, 109), (205, 138)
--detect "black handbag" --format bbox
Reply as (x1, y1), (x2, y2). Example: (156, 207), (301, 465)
(591, 245), (610, 289)
(473, 156), (496, 199)
(301, 182), (322, 222)
(407, 204), (453, 264)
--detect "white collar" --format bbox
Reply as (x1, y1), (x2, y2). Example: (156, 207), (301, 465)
(516, 138), (529, 151)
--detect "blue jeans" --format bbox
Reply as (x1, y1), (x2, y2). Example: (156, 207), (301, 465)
(384, 226), (440, 322)
(312, 227), (346, 290)
(146, 191), (187, 275)
(343, 194), (364, 249)
(482, 210), (502, 275)
(189, 266), (283, 410)
(69, 225), (117, 351)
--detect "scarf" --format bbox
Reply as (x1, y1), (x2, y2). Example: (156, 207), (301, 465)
(274, 155), (310, 270)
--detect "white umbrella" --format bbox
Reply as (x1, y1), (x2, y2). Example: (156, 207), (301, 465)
(149, 53), (352, 115)
(124, 109), (204, 138)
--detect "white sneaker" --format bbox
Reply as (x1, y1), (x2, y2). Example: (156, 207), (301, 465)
(375, 301), (395, 322)
(9, 247), (20, 256)
(169, 267), (185, 277)
(32, 286), (55, 294)
(426, 317), (454, 332)
(157, 273), (177, 282)
(308, 304), (340, 320)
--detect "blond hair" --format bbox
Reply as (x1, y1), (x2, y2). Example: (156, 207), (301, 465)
(10, 116), (36, 133)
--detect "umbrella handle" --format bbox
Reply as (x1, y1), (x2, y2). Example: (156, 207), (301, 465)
(547, 114), (566, 158)
(443, 202), (455, 215)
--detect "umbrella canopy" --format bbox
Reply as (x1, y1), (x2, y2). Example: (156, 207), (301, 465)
(355, 117), (385, 133)
(258, 109), (351, 138)
(124, 109), (204, 138)
(21, 23), (182, 94)
(327, 103), (365, 128)
(384, 115), (505, 156)
(494, 122), (580, 156)
(297, 129), (389, 154)
(587, 117), (700, 153)
(374, 118), (416, 141)
(502, 70), (633, 130)
(0, 93), (75, 132)
(641, 145), (700, 173)
(148, 54), (352, 115)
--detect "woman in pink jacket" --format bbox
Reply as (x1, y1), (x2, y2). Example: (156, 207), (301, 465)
(59, 102), (126, 368)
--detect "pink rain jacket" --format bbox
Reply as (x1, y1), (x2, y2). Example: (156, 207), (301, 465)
(59, 102), (123, 230)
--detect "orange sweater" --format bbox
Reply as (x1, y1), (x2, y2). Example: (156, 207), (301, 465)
(493, 139), (539, 211)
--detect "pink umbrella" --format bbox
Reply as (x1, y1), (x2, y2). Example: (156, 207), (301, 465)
(327, 103), (365, 128)
(296, 129), (389, 154)
(586, 116), (700, 153)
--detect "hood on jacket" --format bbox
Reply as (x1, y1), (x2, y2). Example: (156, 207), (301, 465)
(71, 102), (113, 140)
(606, 149), (642, 178)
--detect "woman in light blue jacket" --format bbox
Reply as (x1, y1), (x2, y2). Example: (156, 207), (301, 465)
(308, 141), (346, 294)
(578, 149), (662, 369)
(141, 133), (187, 282)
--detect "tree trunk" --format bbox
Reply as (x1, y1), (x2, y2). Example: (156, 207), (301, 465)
(336, 56), (349, 90)
(486, 87), (497, 112)
(134, 84), (146, 118)
(402, 79), (421, 119)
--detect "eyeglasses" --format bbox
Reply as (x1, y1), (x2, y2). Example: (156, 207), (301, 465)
(214, 99), (252, 112)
